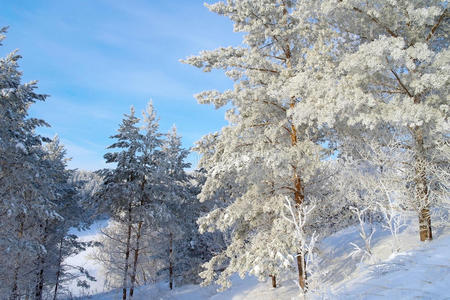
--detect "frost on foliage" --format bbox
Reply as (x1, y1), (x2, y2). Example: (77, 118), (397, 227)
(184, 0), (357, 289)
(185, 0), (448, 291)
(96, 102), (222, 288)
(0, 30), (90, 298)
(289, 0), (448, 246)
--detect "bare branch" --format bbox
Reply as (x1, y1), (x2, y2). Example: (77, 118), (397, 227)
(390, 69), (413, 98)
(426, 9), (448, 42)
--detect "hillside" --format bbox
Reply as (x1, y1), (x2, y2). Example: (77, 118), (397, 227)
(72, 219), (450, 299)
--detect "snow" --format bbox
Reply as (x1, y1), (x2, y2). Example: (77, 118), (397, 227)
(73, 218), (450, 300)
(64, 233), (107, 297)
(74, 275), (299, 300)
(312, 217), (450, 299)
(335, 235), (450, 299)
(64, 221), (110, 297)
(15, 142), (26, 153)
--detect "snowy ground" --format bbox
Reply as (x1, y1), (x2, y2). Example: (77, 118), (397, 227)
(66, 217), (450, 299)
(335, 234), (450, 299)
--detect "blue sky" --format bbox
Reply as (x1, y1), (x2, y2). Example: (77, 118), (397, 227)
(0, 0), (241, 170)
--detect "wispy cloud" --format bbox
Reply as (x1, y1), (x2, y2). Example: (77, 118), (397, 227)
(2, 0), (238, 170)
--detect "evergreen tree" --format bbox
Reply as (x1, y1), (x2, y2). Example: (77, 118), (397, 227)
(182, 0), (339, 291)
(41, 137), (97, 300)
(97, 103), (167, 299)
(288, 0), (449, 242)
(97, 106), (143, 300)
(160, 125), (191, 289)
(0, 28), (67, 299)
(128, 102), (164, 299)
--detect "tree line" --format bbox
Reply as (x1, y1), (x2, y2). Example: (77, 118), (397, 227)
(93, 104), (225, 299)
(0, 27), (223, 299)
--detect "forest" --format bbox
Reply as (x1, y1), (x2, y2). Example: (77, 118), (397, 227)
(0, 0), (448, 299)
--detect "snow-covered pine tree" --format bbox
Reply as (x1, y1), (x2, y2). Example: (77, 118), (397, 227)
(97, 102), (168, 299)
(182, 0), (338, 291)
(38, 136), (98, 300)
(142, 126), (226, 289)
(33, 136), (71, 300)
(98, 107), (144, 300)
(128, 102), (164, 299)
(160, 125), (191, 289)
(173, 169), (227, 286)
(0, 28), (70, 299)
(288, 0), (449, 242)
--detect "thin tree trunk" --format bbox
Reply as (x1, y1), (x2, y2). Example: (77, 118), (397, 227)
(269, 275), (277, 288)
(419, 207), (432, 241)
(273, 18), (307, 291)
(292, 168), (307, 291)
(10, 220), (24, 300)
(289, 100), (307, 292)
(169, 232), (173, 290)
(129, 221), (143, 299)
(130, 177), (147, 298)
(297, 253), (307, 290)
(53, 236), (64, 300)
(122, 204), (133, 300)
(34, 265), (45, 300)
(35, 220), (49, 300)
(10, 266), (19, 300)
(413, 128), (432, 241)
(141, 266), (147, 285)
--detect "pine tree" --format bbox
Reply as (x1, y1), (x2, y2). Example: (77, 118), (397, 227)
(174, 169), (227, 286)
(128, 102), (164, 299)
(0, 27), (67, 299)
(98, 107), (143, 300)
(160, 125), (191, 289)
(38, 137), (97, 300)
(182, 1), (335, 291)
(97, 103), (168, 299)
(287, 0), (449, 242)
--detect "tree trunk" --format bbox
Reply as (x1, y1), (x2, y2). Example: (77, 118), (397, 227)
(413, 128), (432, 241)
(297, 253), (307, 291)
(129, 221), (143, 299)
(169, 231), (173, 290)
(289, 105), (307, 292)
(35, 221), (49, 300)
(53, 236), (64, 300)
(122, 204), (133, 300)
(270, 275), (277, 288)
(34, 266), (45, 300)
(141, 266), (147, 285)
(10, 264), (20, 300)
(10, 220), (24, 300)
(293, 170), (308, 291)
(419, 208), (432, 241)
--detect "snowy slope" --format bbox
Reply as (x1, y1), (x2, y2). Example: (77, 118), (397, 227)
(73, 220), (450, 300)
(334, 234), (450, 299)
(74, 275), (300, 300)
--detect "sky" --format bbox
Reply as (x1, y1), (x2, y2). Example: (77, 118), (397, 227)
(0, 0), (242, 170)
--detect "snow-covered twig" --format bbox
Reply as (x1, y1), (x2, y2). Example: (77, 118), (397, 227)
(378, 180), (406, 253)
(348, 206), (375, 262)
(282, 197), (319, 294)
